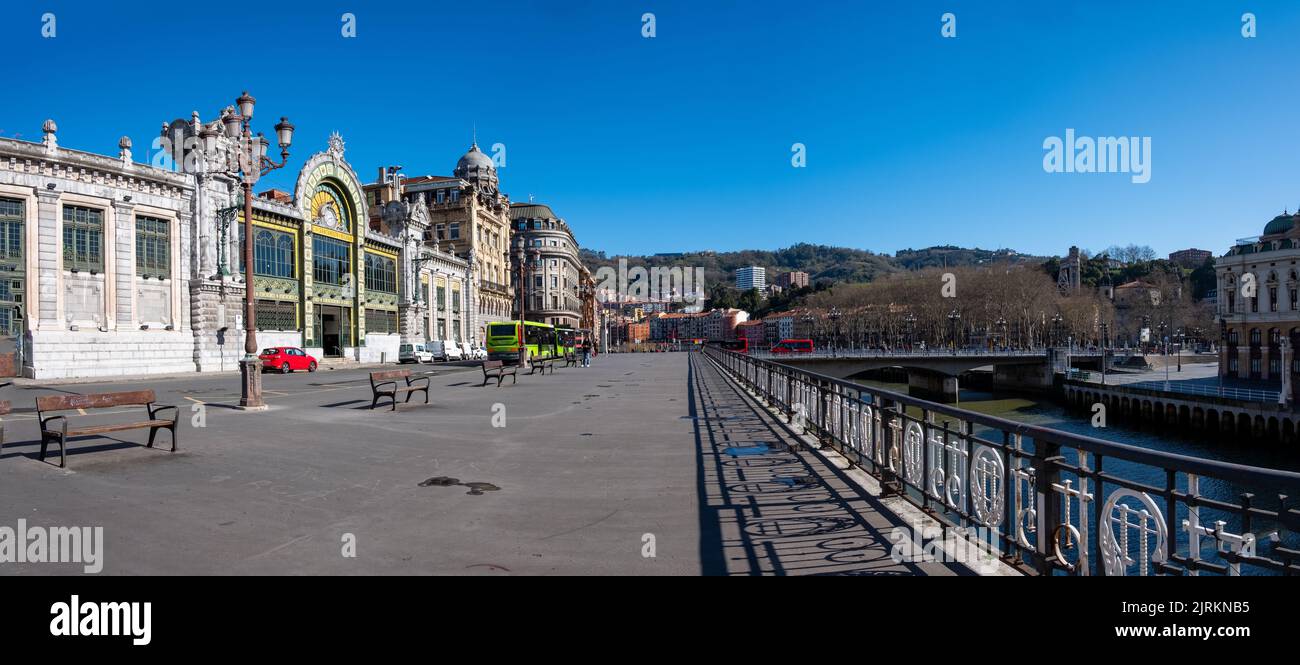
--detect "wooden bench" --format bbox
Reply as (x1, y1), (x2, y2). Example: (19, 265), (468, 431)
(530, 356), (558, 375)
(564, 352), (578, 368)
(481, 360), (517, 387)
(369, 369), (430, 410)
(33, 390), (177, 468)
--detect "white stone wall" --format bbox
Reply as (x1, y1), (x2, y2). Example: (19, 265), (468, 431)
(357, 333), (399, 363)
(28, 330), (194, 379)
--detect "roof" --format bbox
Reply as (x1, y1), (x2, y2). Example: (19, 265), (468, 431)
(510, 203), (559, 220)
(1265, 213), (1297, 236)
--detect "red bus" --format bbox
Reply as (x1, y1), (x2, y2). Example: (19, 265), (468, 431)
(769, 339), (814, 354)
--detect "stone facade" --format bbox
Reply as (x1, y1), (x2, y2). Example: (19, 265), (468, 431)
(1216, 212), (1300, 384)
(0, 113), (471, 379)
(394, 143), (513, 346)
(509, 202), (585, 328)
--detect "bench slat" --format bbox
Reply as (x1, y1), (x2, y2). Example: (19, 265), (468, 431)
(56, 420), (175, 436)
(370, 369), (411, 381)
(37, 390), (157, 412)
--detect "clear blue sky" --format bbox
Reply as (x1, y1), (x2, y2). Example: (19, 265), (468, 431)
(7, 1), (1300, 258)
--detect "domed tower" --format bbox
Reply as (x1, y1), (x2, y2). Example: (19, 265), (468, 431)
(453, 142), (498, 192)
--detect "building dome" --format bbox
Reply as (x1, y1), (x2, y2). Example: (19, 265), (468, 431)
(1264, 213), (1296, 236)
(454, 143), (495, 178)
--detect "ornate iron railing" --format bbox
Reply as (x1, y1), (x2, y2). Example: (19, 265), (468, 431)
(703, 346), (1300, 576)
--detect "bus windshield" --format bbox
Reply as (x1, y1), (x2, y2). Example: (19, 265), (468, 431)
(488, 324), (517, 338)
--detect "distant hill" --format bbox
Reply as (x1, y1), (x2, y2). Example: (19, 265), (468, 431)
(581, 243), (1048, 291)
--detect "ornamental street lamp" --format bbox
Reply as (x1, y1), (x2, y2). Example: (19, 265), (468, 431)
(995, 317), (1007, 351)
(222, 91), (293, 411)
(512, 237), (542, 366)
(904, 313), (916, 351)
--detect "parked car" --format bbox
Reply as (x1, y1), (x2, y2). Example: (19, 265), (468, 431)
(458, 342), (482, 360)
(398, 343), (434, 364)
(259, 346), (318, 373)
(769, 339), (814, 354)
(427, 340), (463, 362)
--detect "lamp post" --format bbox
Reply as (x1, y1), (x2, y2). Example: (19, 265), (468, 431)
(829, 307), (842, 356)
(512, 237), (541, 366)
(948, 309), (961, 353)
(1100, 321), (1109, 385)
(904, 313), (916, 352)
(1050, 313), (1063, 348)
(995, 317), (1007, 352)
(221, 91), (293, 411)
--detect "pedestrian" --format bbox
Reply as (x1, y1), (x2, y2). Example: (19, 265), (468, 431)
(581, 338), (592, 367)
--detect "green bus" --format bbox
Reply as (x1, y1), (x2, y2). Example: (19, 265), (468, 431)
(487, 321), (559, 363)
(556, 326), (578, 357)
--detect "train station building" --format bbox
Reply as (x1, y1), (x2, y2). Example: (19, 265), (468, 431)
(0, 112), (471, 379)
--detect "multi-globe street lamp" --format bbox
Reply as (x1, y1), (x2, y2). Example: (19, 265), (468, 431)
(903, 313), (916, 351)
(512, 237), (542, 366)
(217, 91), (294, 411)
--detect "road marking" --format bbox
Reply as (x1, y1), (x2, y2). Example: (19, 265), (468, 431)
(183, 396), (205, 404)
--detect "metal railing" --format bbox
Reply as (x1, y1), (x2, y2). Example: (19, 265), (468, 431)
(703, 345), (1300, 576)
(748, 348), (1060, 360)
(1066, 370), (1282, 403)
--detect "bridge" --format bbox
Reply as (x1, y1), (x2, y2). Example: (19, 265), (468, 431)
(0, 349), (1295, 576)
(756, 348), (1107, 402)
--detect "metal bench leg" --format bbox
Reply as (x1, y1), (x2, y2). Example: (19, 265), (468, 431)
(371, 392), (381, 409)
(482, 375), (490, 387)
(169, 423), (179, 452)
(148, 426), (158, 448)
(58, 433), (66, 468)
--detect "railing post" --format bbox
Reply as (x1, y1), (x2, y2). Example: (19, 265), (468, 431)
(1033, 440), (1064, 575)
(878, 401), (902, 496)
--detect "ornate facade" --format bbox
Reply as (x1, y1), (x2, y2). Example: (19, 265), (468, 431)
(1216, 211), (1300, 384)
(0, 113), (469, 379)
(394, 143), (513, 345)
(509, 202), (586, 328)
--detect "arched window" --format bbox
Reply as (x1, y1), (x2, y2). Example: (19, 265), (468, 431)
(254, 229), (295, 278)
(1250, 328), (1262, 346)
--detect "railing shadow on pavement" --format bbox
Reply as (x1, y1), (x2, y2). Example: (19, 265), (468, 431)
(687, 352), (971, 576)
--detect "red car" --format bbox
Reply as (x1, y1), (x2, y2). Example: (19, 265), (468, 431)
(769, 339), (814, 354)
(259, 347), (318, 373)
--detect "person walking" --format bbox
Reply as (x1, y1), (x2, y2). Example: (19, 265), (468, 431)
(580, 338), (593, 367)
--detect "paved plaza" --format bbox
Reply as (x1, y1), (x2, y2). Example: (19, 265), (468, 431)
(0, 353), (962, 576)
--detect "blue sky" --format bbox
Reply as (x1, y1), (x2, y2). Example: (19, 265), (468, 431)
(6, 1), (1300, 258)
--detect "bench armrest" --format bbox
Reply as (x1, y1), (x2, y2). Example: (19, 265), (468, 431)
(372, 380), (398, 392)
(40, 414), (68, 431)
(406, 376), (430, 388)
(149, 404), (179, 421)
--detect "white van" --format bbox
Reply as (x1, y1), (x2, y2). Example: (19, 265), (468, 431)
(398, 343), (433, 364)
(427, 340), (463, 362)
